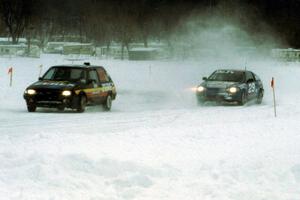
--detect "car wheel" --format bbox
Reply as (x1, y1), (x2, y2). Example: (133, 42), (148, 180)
(27, 104), (36, 112)
(103, 95), (112, 111)
(76, 95), (87, 113)
(256, 90), (263, 104)
(238, 91), (247, 105)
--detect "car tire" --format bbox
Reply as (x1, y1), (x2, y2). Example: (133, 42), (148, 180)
(238, 91), (247, 105)
(103, 95), (112, 111)
(256, 90), (263, 104)
(27, 104), (36, 112)
(76, 95), (87, 113)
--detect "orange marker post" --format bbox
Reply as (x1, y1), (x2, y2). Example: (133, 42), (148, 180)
(38, 64), (43, 78)
(271, 77), (277, 117)
(8, 67), (13, 87)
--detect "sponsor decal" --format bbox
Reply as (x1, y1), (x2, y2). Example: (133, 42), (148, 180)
(216, 70), (235, 74)
(34, 81), (75, 87)
(75, 85), (113, 95)
(248, 82), (256, 94)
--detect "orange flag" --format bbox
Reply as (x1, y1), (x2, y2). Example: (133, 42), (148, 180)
(271, 77), (274, 88)
(8, 67), (13, 74)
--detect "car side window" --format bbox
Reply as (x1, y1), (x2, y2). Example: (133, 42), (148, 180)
(253, 73), (260, 81)
(246, 72), (255, 82)
(88, 70), (100, 86)
(251, 72), (257, 81)
(97, 68), (109, 83)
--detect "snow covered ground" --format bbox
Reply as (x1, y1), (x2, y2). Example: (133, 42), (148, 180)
(0, 54), (300, 200)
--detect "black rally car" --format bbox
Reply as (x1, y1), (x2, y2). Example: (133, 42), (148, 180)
(24, 63), (117, 112)
(196, 69), (264, 105)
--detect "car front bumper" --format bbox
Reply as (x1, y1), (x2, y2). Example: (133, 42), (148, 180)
(196, 90), (242, 102)
(24, 93), (79, 109)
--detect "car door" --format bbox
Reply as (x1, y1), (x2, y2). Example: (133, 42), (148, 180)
(96, 68), (111, 102)
(245, 71), (256, 99)
(253, 73), (263, 90)
(87, 69), (102, 102)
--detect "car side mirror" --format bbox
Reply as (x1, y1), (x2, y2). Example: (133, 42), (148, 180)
(202, 77), (208, 81)
(247, 78), (254, 83)
(38, 77), (43, 81)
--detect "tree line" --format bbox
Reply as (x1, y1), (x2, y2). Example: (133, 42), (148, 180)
(0, 0), (195, 48)
(0, 0), (300, 49)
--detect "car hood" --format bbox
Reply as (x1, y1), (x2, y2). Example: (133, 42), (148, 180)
(202, 81), (238, 89)
(28, 80), (76, 90)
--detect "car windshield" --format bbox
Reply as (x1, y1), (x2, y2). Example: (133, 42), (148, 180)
(42, 67), (85, 81)
(208, 70), (245, 82)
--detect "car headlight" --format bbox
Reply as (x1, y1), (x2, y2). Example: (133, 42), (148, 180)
(228, 87), (239, 93)
(197, 86), (205, 92)
(62, 90), (72, 96)
(26, 89), (36, 95)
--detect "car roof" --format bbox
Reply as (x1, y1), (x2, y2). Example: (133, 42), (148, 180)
(50, 63), (105, 70)
(215, 69), (251, 73)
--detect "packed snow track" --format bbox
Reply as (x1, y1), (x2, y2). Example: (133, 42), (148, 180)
(0, 55), (299, 200)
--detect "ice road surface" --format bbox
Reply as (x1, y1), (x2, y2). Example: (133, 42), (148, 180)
(0, 55), (300, 200)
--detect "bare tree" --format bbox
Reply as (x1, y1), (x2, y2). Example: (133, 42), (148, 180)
(0, 0), (33, 44)
(112, 0), (139, 59)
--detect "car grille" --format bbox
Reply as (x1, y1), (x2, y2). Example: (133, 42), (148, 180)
(35, 89), (61, 101)
(206, 88), (220, 96)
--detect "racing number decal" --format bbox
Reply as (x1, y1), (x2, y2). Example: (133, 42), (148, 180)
(248, 83), (255, 94)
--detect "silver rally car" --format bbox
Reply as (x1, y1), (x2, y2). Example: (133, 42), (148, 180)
(196, 69), (264, 105)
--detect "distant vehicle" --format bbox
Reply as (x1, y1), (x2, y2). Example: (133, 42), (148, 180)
(196, 69), (264, 105)
(24, 63), (117, 112)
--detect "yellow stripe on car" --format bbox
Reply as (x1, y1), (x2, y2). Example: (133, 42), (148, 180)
(75, 86), (113, 95)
